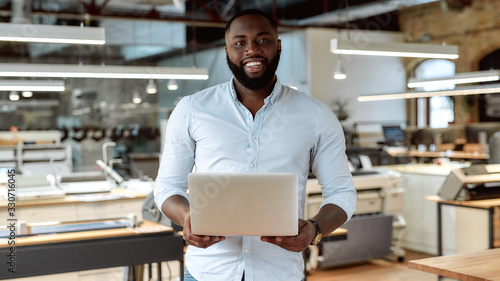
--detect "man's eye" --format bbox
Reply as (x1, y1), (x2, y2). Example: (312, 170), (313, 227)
(258, 38), (270, 43)
(234, 41), (245, 46)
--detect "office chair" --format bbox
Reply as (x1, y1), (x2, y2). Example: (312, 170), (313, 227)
(489, 131), (500, 164)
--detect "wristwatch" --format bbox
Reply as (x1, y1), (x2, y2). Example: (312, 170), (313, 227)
(308, 219), (322, 245)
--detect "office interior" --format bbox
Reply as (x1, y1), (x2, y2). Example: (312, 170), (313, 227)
(1, 0), (500, 280)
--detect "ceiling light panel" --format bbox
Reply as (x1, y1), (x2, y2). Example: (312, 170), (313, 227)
(0, 80), (65, 91)
(407, 70), (500, 88)
(331, 39), (459, 59)
(0, 23), (105, 45)
(0, 64), (209, 80)
(358, 83), (500, 102)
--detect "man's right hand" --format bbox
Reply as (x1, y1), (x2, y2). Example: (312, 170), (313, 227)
(182, 214), (226, 248)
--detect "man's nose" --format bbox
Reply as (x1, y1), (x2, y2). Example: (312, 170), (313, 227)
(245, 42), (261, 54)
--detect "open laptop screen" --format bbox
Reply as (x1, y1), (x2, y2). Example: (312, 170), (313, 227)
(382, 125), (406, 147)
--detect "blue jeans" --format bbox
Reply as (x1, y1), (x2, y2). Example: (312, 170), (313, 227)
(183, 267), (198, 281)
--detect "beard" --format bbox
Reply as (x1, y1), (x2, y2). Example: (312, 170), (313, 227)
(226, 51), (280, 91)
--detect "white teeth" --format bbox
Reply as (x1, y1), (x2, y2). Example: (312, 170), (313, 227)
(246, 61), (262, 66)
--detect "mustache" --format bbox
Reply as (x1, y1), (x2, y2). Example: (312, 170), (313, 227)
(241, 56), (267, 65)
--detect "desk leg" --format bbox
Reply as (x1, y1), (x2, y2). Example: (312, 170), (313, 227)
(158, 262), (162, 281)
(437, 203), (444, 281)
(437, 203), (443, 256)
(148, 264), (153, 281)
(489, 207), (494, 249)
(179, 258), (184, 281)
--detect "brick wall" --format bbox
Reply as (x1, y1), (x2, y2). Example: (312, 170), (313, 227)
(399, 0), (500, 124)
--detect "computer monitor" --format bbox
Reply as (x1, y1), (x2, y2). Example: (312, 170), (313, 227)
(382, 125), (406, 146)
(465, 122), (500, 143)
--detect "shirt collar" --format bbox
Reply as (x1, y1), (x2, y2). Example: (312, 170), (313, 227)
(228, 77), (283, 105)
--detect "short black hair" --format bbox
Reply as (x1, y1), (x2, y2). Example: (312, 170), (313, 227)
(225, 9), (278, 34)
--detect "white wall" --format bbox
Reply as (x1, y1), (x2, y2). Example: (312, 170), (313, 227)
(305, 28), (407, 130)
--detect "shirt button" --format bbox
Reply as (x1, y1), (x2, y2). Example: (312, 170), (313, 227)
(244, 248), (249, 254)
(250, 163), (254, 167)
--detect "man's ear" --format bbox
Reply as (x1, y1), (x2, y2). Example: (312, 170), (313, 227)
(277, 39), (282, 54)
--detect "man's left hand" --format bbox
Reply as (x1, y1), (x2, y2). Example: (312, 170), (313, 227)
(260, 219), (315, 252)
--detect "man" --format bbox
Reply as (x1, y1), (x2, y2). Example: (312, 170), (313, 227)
(154, 9), (356, 281)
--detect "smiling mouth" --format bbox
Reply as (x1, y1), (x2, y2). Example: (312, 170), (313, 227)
(244, 60), (265, 73)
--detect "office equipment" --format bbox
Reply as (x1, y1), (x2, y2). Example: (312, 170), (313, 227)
(0, 220), (184, 281)
(382, 125), (406, 147)
(96, 159), (125, 185)
(438, 164), (500, 200)
(188, 173), (298, 236)
(58, 171), (115, 194)
(0, 217), (135, 238)
(13, 175), (66, 200)
(465, 122), (500, 143)
(142, 191), (181, 231)
(306, 166), (406, 266)
(489, 131), (500, 164)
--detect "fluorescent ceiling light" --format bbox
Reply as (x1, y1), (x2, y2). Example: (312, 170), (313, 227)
(358, 83), (500, 102)
(407, 70), (500, 88)
(331, 38), (459, 59)
(0, 80), (65, 91)
(0, 23), (105, 45)
(0, 64), (209, 80)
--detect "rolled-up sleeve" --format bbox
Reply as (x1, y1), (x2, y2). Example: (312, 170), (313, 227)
(154, 96), (195, 214)
(310, 104), (357, 220)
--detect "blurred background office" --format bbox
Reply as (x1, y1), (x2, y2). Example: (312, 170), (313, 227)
(1, 0), (500, 280)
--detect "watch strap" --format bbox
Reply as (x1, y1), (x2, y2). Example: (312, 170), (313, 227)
(308, 219), (322, 245)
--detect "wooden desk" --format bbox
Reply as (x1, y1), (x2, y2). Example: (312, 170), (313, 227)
(408, 150), (489, 161)
(408, 248), (500, 281)
(426, 195), (500, 256)
(0, 220), (184, 280)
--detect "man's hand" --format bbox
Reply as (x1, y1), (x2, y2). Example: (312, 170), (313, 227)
(260, 219), (315, 252)
(182, 214), (226, 248)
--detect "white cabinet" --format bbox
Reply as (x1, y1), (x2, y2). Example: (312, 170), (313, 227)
(398, 172), (455, 255)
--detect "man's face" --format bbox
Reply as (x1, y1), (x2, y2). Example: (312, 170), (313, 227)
(225, 14), (281, 91)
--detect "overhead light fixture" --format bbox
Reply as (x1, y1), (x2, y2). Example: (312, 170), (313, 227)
(9, 91), (20, 101)
(22, 91), (33, 98)
(407, 69), (500, 88)
(0, 80), (65, 91)
(167, 79), (179, 90)
(132, 90), (142, 104)
(146, 79), (157, 94)
(0, 23), (105, 45)
(333, 56), (347, 80)
(358, 83), (500, 102)
(331, 38), (459, 59)
(0, 64), (209, 80)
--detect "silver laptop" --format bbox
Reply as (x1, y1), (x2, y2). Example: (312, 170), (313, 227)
(188, 173), (298, 236)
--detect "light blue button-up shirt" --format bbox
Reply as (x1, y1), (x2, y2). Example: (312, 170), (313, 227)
(155, 78), (356, 281)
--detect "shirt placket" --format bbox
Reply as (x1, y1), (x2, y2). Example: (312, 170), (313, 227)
(247, 111), (263, 173)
